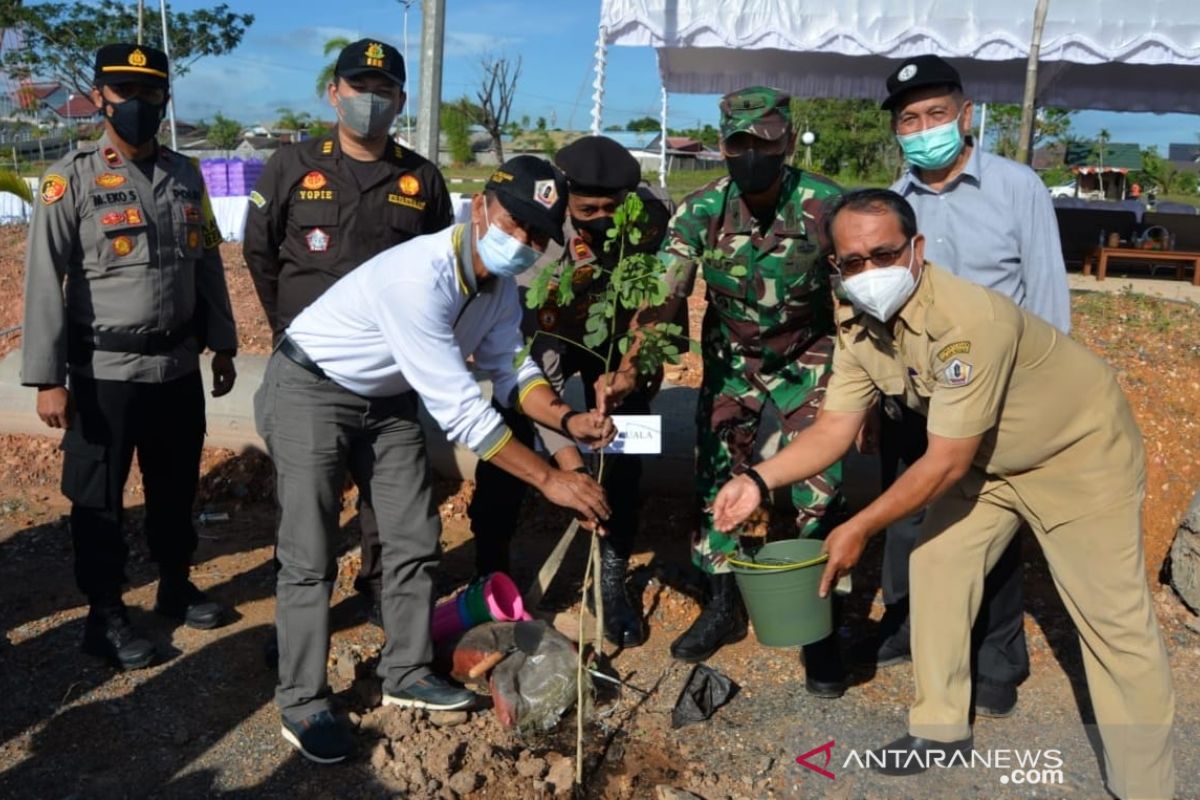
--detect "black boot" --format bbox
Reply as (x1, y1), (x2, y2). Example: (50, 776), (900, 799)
(83, 604), (156, 670)
(597, 541), (645, 647)
(802, 632), (847, 698)
(670, 572), (748, 662)
(155, 571), (225, 630)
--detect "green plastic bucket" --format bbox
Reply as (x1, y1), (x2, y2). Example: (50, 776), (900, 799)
(729, 539), (832, 648)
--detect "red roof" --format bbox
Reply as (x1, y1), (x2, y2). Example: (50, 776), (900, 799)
(53, 95), (100, 119)
(25, 82), (61, 100)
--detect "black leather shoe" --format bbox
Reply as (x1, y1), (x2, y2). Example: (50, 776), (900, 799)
(870, 733), (974, 776)
(851, 633), (912, 668)
(974, 679), (1018, 718)
(83, 606), (156, 670)
(670, 572), (748, 662)
(383, 674), (475, 710)
(802, 633), (847, 699)
(155, 578), (225, 630)
(596, 542), (645, 648)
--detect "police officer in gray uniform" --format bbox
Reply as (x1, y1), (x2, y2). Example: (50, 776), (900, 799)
(21, 43), (238, 670)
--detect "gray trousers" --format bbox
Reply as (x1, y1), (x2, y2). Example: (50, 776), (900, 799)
(255, 352), (440, 721)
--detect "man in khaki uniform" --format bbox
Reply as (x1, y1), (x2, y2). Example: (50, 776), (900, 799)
(710, 189), (1175, 799)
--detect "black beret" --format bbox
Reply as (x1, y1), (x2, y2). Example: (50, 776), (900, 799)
(554, 135), (641, 196)
(94, 43), (169, 89)
(335, 39), (405, 87)
(882, 55), (963, 111)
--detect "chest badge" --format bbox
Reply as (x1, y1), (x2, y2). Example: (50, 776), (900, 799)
(95, 172), (126, 189)
(398, 175), (420, 196)
(100, 210), (126, 226)
(306, 227), (331, 253)
(187, 228), (201, 249)
(111, 235), (134, 256)
(301, 171), (328, 190)
(125, 207), (143, 225)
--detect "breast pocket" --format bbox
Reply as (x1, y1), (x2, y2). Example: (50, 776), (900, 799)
(701, 256), (749, 313)
(291, 202), (340, 258)
(92, 207), (150, 272)
(175, 204), (205, 260)
(780, 239), (825, 299)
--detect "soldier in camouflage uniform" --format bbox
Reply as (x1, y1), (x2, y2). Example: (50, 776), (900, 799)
(603, 87), (848, 693)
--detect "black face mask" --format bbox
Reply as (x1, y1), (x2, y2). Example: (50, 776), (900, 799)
(726, 150), (786, 195)
(106, 96), (165, 147)
(572, 215), (618, 264)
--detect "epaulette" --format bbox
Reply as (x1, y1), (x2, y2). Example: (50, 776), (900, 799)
(568, 236), (596, 266)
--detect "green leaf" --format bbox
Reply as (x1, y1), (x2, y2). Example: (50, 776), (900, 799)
(524, 264), (556, 309)
(583, 328), (607, 349)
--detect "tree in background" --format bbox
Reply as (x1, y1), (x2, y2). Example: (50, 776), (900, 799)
(442, 98), (475, 166)
(0, 1), (253, 96)
(983, 105), (1073, 159)
(473, 54), (521, 163)
(275, 107), (311, 134)
(206, 112), (242, 152)
(626, 116), (659, 133)
(788, 98), (898, 182)
(315, 36), (351, 98)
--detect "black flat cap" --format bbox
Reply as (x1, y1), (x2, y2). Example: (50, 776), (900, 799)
(485, 156), (569, 245)
(335, 39), (405, 87)
(882, 55), (962, 111)
(554, 135), (641, 196)
(94, 44), (169, 89)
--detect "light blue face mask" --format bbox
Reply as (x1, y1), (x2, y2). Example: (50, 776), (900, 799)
(476, 203), (540, 278)
(896, 115), (964, 170)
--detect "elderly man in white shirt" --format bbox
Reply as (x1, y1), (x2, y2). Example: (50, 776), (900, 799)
(257, 156), (615, 764)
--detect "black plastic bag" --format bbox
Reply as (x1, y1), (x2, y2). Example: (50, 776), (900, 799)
(671, 664), (738, 728)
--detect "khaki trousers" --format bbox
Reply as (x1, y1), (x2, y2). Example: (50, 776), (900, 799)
(908, 471), (1175, 800)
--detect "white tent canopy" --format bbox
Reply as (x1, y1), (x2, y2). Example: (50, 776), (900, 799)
(598, 0), (1200, 113)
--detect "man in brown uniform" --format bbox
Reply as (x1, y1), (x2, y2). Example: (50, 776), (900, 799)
(244, 39), (453, 626)
(710, 189), (1175, 799)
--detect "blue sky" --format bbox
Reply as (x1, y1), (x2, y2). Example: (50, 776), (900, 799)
(39, 0), (1200, 152)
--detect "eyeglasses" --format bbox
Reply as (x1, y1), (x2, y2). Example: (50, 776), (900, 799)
(829, 240), (912, 277)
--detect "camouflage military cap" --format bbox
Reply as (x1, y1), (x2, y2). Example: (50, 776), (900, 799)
(719, 86), (792, 141)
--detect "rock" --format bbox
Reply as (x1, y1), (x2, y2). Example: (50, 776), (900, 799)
(516, 756), (548, 779)
(756, 755), (774, 774)
(425, 779), (441, 795)
(333, 646), (358, 685)
(655, 787), (703, 800)
(1168, 489), (1200, 613)
(546, 757), (575, 796)
(447, 770), (481, 795)
(370, 740), (392, 771)
(429, 710), (470, 727)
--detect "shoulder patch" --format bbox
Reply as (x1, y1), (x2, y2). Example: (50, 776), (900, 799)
(249, 190), (267, 209)
(936, 341), (971, 361)
(570, 237), (596, 265)
(321, 139), (334, 155)
(941, 358), (973, 387)
(40, 174), (67, 205)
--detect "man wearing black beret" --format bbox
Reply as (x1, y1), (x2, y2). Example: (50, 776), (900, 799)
(467, 136), (670, 647)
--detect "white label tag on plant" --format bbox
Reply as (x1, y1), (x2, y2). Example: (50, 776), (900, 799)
(604, 414), (662, 455)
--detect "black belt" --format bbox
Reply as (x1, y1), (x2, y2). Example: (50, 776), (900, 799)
(278, 335), (327, 379)
(70, 324), (194, 356)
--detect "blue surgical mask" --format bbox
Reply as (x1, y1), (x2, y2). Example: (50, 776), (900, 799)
(476, 203), (540, 278)
(896, 115), (964, 170)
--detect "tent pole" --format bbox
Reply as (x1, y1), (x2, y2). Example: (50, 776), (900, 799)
(659, 85), (668, 189)
(137, 1), (145, 45)
(1016, 0), (1051, 165)
(978, 102), (988, 151)
(589, 26), (607, 136)
(159, 0), (177, 151)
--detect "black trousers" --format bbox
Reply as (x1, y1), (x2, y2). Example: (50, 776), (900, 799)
(61, 371), (205, 605)
(879, 400), (1030, 687)
(468, 349), (648, 576)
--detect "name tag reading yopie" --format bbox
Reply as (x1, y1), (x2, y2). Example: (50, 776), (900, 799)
(297, 189), (334, 201)
(388, 194), (426, 211)
(603, 415), (662, 455)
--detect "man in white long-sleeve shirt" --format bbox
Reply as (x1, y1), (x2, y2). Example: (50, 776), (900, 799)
(256, 156), (615, 764)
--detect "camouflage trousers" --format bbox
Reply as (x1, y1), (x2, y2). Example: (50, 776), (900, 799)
(693, 331), (842, 574)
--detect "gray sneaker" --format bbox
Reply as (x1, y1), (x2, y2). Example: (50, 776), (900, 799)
(383, 674), (475, 710)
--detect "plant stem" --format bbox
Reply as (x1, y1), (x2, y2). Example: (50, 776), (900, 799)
(574, 534), (596, 785)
